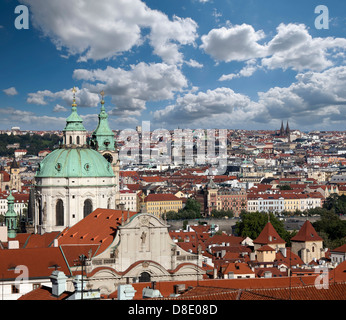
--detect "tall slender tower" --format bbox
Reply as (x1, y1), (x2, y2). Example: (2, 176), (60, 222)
(90, 91), (120, 207)
(5, 191), (17, 238)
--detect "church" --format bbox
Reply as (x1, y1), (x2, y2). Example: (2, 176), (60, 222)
(33, 89), (120, 234)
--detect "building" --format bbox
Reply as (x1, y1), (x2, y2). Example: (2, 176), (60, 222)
(247, 194), (284, 213)
(0, 192), (29, 217)
(253, 222), (286, 252)
(330, 244), (346, 266)
(143, 193), (183, 217)
(291, 220), (325, 264)
(0, 159), (22, 192)
(33, 89), (118, 233)
(119, 189), (139, 212)
(206, 183), (247, 217)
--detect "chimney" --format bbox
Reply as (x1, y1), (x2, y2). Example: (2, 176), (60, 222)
(50, 271), (67, 297)
(151, 281), (156, 290)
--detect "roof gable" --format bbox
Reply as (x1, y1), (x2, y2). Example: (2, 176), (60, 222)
(290, 220), (323, 242)
(253, 222), (286, 245)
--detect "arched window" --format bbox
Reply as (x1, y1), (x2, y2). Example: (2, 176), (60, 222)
(139, 272), (151, 283)
(76, 136), (80, 145)
(69, 136), (72, 145)
(56, 199), (64, 226)
(84, 199), (93, 218)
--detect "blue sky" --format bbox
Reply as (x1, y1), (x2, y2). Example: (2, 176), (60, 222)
(1, 0), (346, 131)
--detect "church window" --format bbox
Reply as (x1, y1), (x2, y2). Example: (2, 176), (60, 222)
(84, 199), (93, 218)
(77, 136), (80, 145)
(69, 136), (72, 145)
(139, 272), (151, 283)
(56, 199), (64, 226)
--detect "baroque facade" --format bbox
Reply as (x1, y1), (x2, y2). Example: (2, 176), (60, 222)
(33, 89), (119, 233)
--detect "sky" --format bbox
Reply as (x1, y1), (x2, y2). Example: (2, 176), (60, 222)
(1, 0), (346, 132)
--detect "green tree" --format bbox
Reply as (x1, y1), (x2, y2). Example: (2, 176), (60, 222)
(235, 211), (289, 243)
(313, 209), (346, 249)
(323, 194), (346, 215)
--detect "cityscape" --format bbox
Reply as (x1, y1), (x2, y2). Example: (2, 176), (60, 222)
(0, 0), (345, 309)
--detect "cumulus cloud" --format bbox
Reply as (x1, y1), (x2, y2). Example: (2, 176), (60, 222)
(27, 87), (100, 108)
(154, 66), (346, 130)
(153, 87), (257, 127)
(73, 62), (188, 116)
(3, 87), (18, 96)
(0, 107), (66, 130)
(219, 59), (259, 81)
(200, 24), (267, 62)
(202, 22), (346, 78)
(19, 0), (198, 64)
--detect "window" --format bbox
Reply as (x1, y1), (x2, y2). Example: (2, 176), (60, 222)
(76, 136), (80, 144)
(84, 199), (93, 218)
(56, 199), (64, 226)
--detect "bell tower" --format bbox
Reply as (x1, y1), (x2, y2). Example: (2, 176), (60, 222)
(91, 91), (120, 207)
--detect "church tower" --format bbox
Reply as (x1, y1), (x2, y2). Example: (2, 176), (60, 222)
(34, 87), (117, 234)
(90, 91), (120, 207)
(10, 158), (21, 192)
(5, 191), (17, 239)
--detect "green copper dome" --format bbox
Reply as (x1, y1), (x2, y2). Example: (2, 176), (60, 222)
(35, 147), (114, 178)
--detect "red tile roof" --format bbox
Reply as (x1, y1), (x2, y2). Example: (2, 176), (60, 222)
(144, 193), (181, 202)
(253, 222), (286, 245)
(57, 208), (137, 256)
(290, 220), (323, 242)
(0, 247), (71, 280)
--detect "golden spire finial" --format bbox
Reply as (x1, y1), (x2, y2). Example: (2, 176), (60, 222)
(72, 86), (77, 108)
(100, 90), (105, 105)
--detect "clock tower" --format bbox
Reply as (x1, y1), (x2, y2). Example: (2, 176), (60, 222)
(91, 91), (120, 207)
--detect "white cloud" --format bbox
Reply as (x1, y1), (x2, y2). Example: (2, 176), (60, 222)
(154, 66), (346, 130)
(153, 87), (256, 127)
(202, 22), (346, 78)
(200, 24), (267, 62)
(73, 62), (188, 116)
(0, 107), (66, 130)
(53, 104), (68, 112)
(3, 87), (18, 96)
(185, 59), (203, 68)
(219, 59), (259, 81)
(27, 87), (99, 108)
(262, 23), (346, 71)
(19, 0), (198, 64)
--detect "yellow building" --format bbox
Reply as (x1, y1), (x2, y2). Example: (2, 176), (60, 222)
(283, 194), (301, 213)
(144, 193), (183, 217)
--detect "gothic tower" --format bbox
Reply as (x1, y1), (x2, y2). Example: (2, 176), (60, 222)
(10, 158), (21, 192)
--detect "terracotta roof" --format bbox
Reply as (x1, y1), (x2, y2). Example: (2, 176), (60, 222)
(0, 247), (71, 280)
(290, 220), (323, 242)
(331, 244), (346, 253)
(57, 208), (137, 256)
(257, 245), (275, 252)
(18, 285), (72, 300)
(253, 222), (286, 245)
(144, 193), (181, 202)
(164, 282), (346, 300)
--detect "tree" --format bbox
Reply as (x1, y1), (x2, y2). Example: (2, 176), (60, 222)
(323, 194), (346, 215)
(235, 211), (289, 243)
(313, 209), (346, 249)
(210, 209), (234, 218)
(183, 198), (201, 216)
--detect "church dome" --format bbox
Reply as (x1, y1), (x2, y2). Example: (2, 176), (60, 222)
(35, 147), (114, 178)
